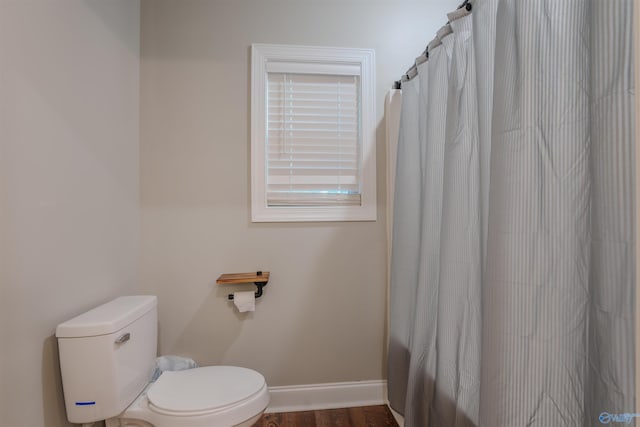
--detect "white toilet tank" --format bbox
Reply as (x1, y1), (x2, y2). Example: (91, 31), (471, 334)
(56, 296), (158, 424)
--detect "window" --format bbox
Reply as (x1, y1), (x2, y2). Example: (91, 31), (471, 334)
(251, 44), (376, 222)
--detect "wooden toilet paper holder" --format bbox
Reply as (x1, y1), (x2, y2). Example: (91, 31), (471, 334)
(216, 271), (270, 300)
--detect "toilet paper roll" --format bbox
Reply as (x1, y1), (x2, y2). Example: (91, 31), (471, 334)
(233, 291), (255, 312)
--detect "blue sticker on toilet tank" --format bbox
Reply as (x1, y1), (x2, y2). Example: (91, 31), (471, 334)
(75, 401), (96, 406)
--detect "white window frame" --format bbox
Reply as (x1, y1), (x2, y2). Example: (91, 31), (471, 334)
(251, 43), (376, 222)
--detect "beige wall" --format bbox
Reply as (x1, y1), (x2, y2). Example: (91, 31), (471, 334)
(0, 1), (140, 426)
(0, 1), (462, 424)
(140, 0), (458, 386)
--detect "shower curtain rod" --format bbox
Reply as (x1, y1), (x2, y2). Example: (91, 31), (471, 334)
(394, 0), (473, 89)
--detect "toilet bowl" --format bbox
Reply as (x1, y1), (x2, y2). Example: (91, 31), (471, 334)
(106, 366), (269, 427)
(56, 296), (269, 427)
(107, 366), (269, 427)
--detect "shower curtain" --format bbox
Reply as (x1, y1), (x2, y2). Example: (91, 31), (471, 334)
(388, 1), (636, 426)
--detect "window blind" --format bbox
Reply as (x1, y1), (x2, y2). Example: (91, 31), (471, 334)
(266, 72), (361, 206)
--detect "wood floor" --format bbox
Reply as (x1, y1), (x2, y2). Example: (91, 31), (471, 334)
(254, 405), (399, 427)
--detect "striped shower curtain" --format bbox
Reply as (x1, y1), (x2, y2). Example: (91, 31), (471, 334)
(388, 1), (636, 426)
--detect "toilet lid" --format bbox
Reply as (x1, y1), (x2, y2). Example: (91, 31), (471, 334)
(147, 366), (266, 413)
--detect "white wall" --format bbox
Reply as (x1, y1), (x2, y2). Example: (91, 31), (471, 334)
(140, 0), (458, 387)
(0, 1), (140, 426)
(0, 1), (460, 424)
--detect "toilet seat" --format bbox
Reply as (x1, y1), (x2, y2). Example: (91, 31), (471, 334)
(147, 366), (267, 416)
(114, 365), (270, 427)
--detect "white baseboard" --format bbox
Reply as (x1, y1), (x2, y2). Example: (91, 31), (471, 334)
(265, 380), (388, 413)
(389, 406), (405, 426)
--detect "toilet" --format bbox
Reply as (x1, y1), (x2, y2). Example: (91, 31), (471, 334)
(56, 295), (269, 427)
